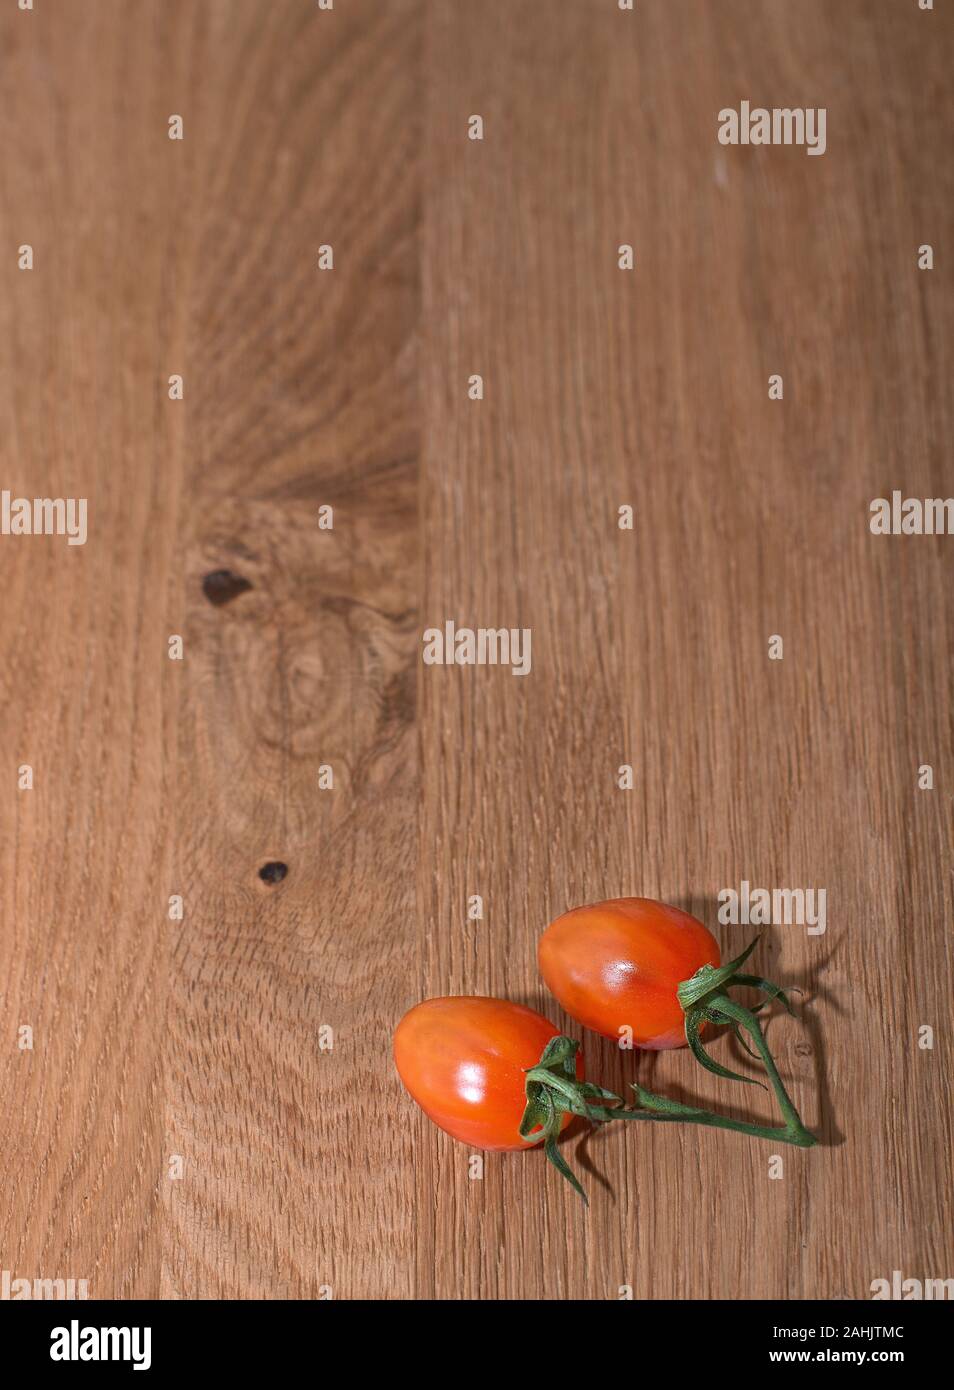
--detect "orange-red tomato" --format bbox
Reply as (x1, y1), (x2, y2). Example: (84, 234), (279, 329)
(394, 996), (582, 1150)
(539, 898), (721, 1050)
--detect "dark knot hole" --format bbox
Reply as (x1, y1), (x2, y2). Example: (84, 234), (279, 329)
(202, 569), (253, 606)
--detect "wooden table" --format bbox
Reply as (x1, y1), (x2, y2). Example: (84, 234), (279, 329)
(1, 0), (951, 1301)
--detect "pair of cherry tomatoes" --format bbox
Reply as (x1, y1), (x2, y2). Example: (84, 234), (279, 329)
(394, 898), (720, 1151)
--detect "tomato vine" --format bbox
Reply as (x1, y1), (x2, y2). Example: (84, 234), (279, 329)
(520, 936), (817, 1203)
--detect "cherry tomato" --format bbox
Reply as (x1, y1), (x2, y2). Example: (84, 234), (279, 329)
(394, 996), (582, 1150)
(539, 897), (721, 1049)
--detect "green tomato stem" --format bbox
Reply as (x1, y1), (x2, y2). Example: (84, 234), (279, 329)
(521, 937), (817, 1202)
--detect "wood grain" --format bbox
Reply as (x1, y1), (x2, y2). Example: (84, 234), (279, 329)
(1, 0), (951, 1301)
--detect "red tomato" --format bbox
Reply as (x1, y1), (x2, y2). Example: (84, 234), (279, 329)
(539, 898), (721, 1049)
(394, 996), (582, 1150)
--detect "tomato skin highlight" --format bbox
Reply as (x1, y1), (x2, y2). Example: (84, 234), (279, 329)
(394, 996), (581, 1151)
(539, 898), (721, 1049)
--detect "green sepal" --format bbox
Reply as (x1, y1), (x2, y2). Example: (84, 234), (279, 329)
(677, 936), (761, 1008)
(544, 1134), (588, 1205)
(519, 1035), (634, 1201)
(685, 1005), (765, 1089)
(726, 1019), (761, 1061)
(731, 973), (799, 1015)
(536, 1034), (582, 1074)
(519, 1089), (549, 1143)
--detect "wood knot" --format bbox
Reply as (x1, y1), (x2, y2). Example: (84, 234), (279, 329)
(202, 569), (253, 606)
(259, 862), (288, 885)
